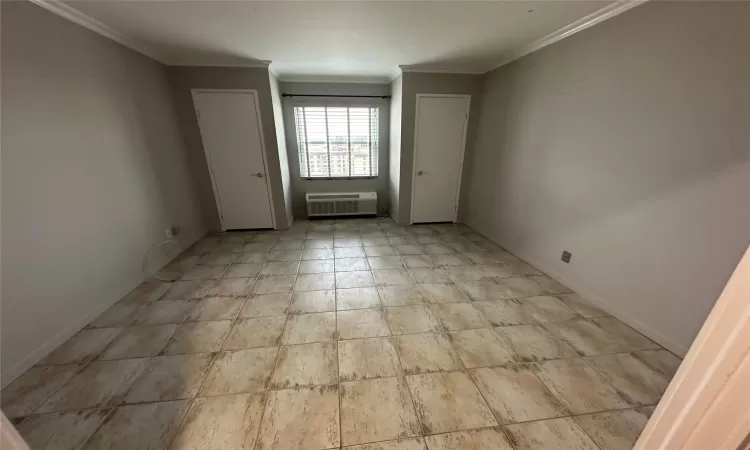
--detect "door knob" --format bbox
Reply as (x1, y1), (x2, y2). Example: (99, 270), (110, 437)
(417, 170), (424, 176)
(253, 173), (264, 178)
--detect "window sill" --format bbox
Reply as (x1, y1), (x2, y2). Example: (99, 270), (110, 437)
(302, 176), (379, 181)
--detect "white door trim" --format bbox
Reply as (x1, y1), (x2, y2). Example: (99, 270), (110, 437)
(190, 89), (277, 230)
(409, 93), (471, 224)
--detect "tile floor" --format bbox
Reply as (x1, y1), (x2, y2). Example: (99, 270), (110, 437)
(2, 218), (683, 450)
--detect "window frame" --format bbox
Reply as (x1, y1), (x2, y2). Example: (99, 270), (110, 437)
(289, 98), (383, 180)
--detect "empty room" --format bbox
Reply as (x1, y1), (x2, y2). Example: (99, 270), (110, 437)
(1, 0), (749, 449)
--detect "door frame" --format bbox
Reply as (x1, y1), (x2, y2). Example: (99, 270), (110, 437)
(190, 88), (276, 231)
(409, 93), (471, 224)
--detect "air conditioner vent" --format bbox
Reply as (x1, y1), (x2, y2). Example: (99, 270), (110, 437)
(306, 192), (377, 218)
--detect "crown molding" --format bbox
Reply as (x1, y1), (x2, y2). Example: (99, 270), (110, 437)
(165, 61), (272, 68)
(27, 0), (166, 63)
(277, 75), (392, 84)
(491, 0), (649, 70)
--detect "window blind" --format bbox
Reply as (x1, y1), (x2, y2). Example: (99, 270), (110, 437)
(294, 106), (379, 178)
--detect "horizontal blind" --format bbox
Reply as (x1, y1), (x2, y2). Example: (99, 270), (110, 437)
(294, 106), (379, 178)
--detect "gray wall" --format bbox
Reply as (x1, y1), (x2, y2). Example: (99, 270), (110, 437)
(398, 72), (484, 224)
(463, 1), (750, 355)
(168, 66), (291, 230)
(269, 73), (294, 226)
(1, 2), (204, 385)
(280, 82), (391, 217)
(389, 76), (403, 223)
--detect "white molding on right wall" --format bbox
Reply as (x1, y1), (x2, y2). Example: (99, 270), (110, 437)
(491, 0), (650, 70)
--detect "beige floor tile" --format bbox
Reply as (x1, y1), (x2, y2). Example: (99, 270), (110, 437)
(305, 239), (334, 249)
(447, 328), (517, 368)
(299, 259), (335, 274)
(336, 271), (375, 288)
(274, 240), (305, 250)
(81, 400), (189, 450)
(527, 275), (572, 295)
(39, 328), (123, 365)
(392, 333), (463, 375)
(170, 393), (266, 450)
(409, 268), (452, 284)
(533, 359), (634, 414)
(15, 409), (110, 450)
(635, 349), (682, 379)
(400, 255), (435, 269)
(419, 283), (470, 304)
(338, 337), (401, 381)
(385, 305), (440, 335)
(335, 247), (367, 258)
(290, 289), (336, 313)
(39, 359), (149, 412)
(395, 245), (425, 255)
(295, 273), (336, 291)
(575, 409), (651, 450)
(99, 325), (177, 360)
(472, 366), (568, 424)
(134, 300), (196, 325)
(222, 263), (263, 279)
(492, 277), (546, 298)
(362, 237), (391, 247)
(372, 269), (415, 286)
(406, 371), (497, 434)
(261, 261), (300, 276)
(337, 287), (382, 310)
(241, 293), (291, 317)
(302, 248), (335, 260)
(517, 295), (579, 322)
(120, 282), (171, 304)
(473, 300), (527, 326)
(282, 312), (337, 344)
(200, 348), (278, 396)
(343, 437), (426, 450)
(268, 250), (302, 262)
(236, 251), (270, 264)
(336, 257), (371, 272)
(181, 265), (227, 281)
(124, 353), (213, 403)
(186, 296), (244, 321)
(253, 275), (296, 294)
(545, 319), (655, 356)
(390, 236), (418, 246)
(431, 254), (474, 267)
(162, 280), (213, 300)
(89, 303), (142, 328)
(2, 365), (80, 418)
(495, 324), (579, 362)
(504, 417), (599, 450)
(378, 286), (425, 306)
(432, 303), (490, 331)
(557, 293), (608, 318)
(423, 244), (454, 255)
(338, 309), (390, 339)
(593, 317), (660, 351)
(457, 280), (511, 302)
(271, 342), (338, 388)
(364, 245), (398, 257)
(208, 278), (255, 297)
(585, 353), (671, 405)
(256, 385), (340, 450)
(368, 256), (405, 270)
(163, 321), (232, 354)
(335, 238), (363, 248)
(223, 316), (286, 349)
(341, 377), (421, 445)
(424, 427), (514, 450)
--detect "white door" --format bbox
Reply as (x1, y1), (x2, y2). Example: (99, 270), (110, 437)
(411, 94), (470, 224)
(192, 90), (274, 230)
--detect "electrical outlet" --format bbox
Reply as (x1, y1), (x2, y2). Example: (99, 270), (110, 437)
(561, 250), (572, 263)
(166, 226), (180, 239)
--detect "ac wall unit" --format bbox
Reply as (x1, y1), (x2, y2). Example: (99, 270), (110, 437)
(306, 192), (377, 217)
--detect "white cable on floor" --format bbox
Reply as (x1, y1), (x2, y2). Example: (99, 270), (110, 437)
(142, 239), (182, 282)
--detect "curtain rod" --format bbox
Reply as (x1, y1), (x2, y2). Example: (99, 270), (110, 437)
(282, 93), (391, 99)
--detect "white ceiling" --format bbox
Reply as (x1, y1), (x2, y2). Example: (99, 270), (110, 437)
(63, 0), (618, 81)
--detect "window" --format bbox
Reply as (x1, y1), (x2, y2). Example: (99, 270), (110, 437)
(294, 106), (378, 178)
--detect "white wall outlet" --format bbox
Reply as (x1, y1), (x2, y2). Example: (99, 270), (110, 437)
(165, 226), (180, 239)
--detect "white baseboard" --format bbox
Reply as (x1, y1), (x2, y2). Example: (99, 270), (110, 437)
(0, 230), (206, 388)
(468, 221), (690, 357)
